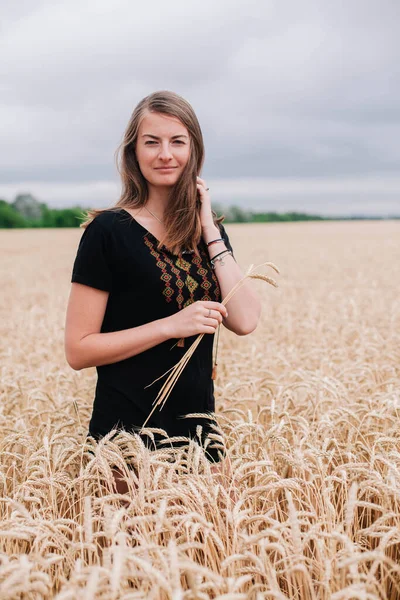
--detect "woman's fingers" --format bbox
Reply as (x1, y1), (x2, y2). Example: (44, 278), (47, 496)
(198, 300), (228, 318)
(206, 309), (222, 324)
(206, 318), (220, 329)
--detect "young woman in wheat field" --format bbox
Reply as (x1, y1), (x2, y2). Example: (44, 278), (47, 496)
(64, 90), (261, 496)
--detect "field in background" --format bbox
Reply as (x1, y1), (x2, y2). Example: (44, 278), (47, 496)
(1, 221), (399, 599)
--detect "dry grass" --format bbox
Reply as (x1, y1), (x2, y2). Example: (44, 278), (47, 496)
(0, 220), (399, 599)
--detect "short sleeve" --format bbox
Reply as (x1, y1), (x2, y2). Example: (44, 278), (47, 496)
(71, 218), (113, 291)
(218, 222), (236, 261)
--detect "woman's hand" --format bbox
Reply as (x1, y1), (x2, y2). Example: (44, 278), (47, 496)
(197, 176), (215, 230)
(163, 301), (228, 340)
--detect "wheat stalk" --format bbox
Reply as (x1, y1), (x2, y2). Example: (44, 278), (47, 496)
(140, 261), (280, 431)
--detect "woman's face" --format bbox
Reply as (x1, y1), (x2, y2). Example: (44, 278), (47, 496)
(135, 111), (191, 188)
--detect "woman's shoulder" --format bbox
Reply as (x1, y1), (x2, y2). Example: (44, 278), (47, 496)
(89, 208), (125, 232)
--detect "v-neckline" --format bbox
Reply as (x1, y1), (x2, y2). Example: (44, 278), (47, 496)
(119, 208), (198, 256)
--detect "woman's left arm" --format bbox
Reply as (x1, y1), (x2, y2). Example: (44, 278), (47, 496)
(197, 176), (262, 336)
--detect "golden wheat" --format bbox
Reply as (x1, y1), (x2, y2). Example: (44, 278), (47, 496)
(0, 221), (399, 598)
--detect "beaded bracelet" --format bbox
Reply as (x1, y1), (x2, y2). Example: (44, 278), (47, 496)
(210, 250), (232, 269)
(207, 237), (224, 247)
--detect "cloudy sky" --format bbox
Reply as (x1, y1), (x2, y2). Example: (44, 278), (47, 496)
(1, 0), (399, 216)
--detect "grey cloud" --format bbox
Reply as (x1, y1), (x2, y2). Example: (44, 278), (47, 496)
(0, 0), (399, 213)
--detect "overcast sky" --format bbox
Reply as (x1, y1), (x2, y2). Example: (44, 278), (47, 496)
(1, 0), (399, 215)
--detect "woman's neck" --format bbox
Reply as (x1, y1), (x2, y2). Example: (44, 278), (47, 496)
(145, 186), (170, 219)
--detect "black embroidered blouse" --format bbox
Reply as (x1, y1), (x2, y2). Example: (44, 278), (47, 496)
(70, 208), (235, 462)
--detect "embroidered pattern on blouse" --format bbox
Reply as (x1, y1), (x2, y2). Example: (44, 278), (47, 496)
(143, 234), (221, 309)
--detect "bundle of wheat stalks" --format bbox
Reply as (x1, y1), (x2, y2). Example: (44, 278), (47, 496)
(141, 261), (280, 430)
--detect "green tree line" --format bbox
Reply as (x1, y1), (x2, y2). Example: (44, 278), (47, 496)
(0, 196), (87, 228)
(1, 194), (397, 228)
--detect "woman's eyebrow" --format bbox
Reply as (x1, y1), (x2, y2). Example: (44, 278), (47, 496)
(142, 134), (188, 140)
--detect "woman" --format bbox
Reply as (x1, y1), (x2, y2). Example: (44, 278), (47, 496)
(64, 90), (261, 494)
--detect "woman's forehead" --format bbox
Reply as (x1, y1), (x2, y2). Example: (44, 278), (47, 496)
(139, 111), (188, 136)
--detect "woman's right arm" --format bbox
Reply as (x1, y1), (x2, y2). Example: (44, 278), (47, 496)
(64, 283), (172, 370)
(64, 283), (227, 371)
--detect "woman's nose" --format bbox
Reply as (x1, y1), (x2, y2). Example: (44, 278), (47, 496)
(159, 143), (173, 159)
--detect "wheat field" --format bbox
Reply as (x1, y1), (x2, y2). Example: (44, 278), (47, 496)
(1, 220), (399, 599)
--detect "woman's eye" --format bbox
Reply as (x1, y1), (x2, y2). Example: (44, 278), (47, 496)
(145, 140), (185, 145)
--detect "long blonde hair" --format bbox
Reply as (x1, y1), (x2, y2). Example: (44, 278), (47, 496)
(80, 90), (224, 256)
